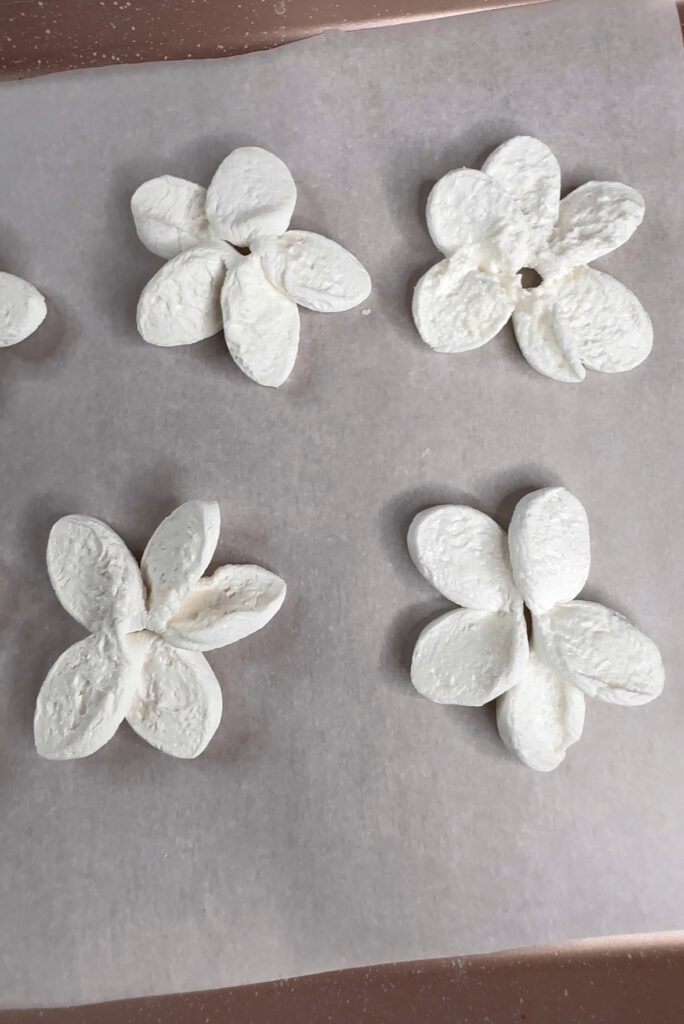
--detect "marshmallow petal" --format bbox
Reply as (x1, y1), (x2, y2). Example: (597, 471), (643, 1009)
(126, 636), (222, 758)
(221, 254), (300, 387)
(508, 488), (591, 616)
(483, 136), (561, 248)
(137, 245), (238, 347)
(411, 607), (527, 706)
(206, 147), (296, 247)
(142, 500), (220, 625)
(548, 181), (645, 270)
(426, 169), (530, 271)
(0, 272), (47, 347)
(164, 564), (286, 651)
(412, 257), (514, 353)
(47, 515), (145, 634)
(408, 505), (519, 612)
(513, 283), (586, 383)
(260, 230), (370, 312)
(497, 646), (585, 772)
(131, 175), (215, 259)
(535, 601), (665, 707)
(552, 267), (653, 373)
(34, 633), (141, 760)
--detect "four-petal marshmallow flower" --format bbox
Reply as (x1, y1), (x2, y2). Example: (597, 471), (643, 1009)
(34, 501), (286, 759)
(408, 488), (664, 770)
(133, 147), (371, 387)
(413, 137), (653, 382)
(0, 270), (46, 347)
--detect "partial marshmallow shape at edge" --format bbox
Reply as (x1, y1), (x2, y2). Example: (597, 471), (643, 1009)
(535, 600), (665, 707)
(496, 646), (585, 772)
(260, 230), (371, 312)
(126, 636), (223, 758)
(34, 633), (142, 760)
(137, 245), (238, 347)
(142, 500), (220, 625)
(206, 147), (297, 247)
(408, 505), (519, 612)
(0, 271), (47, 347)
(131, 175), (215, 259)
(508, 487), (591, 615)
(47, 514), (146, 634)
(413, 257), (515, 353)
(164, 564), (286, 651)
(482, 136), (561, 248)
(222, 254), (300, 387)
(411, 606), (528, 706)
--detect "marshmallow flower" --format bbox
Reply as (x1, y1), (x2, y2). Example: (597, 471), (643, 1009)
(34, 501), (286, 760)
(0, 271), (46, 347)
(408, 488), (664, 771)
(133, 147), (371, 387)
(413, 137), (652, 382)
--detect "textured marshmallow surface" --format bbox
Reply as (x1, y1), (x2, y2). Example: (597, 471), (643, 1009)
(165, 564), (287, 651)
(482, 136), (560, 249)
(408, 488), (664, 770)
(411, 608), (528, 706)
(126, 635), (223, 758)
(412, 257), (515, 354)
(35, 502), (285, 759)
(206, 147), (297, 247)
(260, 230), (371, 313)
(408, 505), (519, 612)
(547, 181), (645, 271)
(34, 633), (141, 760)
(131, 175), (214, 259)
(551, 267), (653, 373)
(136, 245), (237, 346)
(535, 601), (665, 707)
(222, 254), (300, 388)
(141, 500), (220, 626)
(426, 169), (530, 270)
(496, 646), (585, 772)
(413, 136), (652, 382)
(508, 487), (591, 615)
(47, 514), (146, 634)
(0, 270), (46, 347)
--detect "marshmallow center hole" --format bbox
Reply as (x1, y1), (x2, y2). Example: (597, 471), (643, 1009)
(518, 267), (543, 290)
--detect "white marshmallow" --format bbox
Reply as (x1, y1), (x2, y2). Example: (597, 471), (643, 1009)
(535, 601), (665, 707)
(0, 271), (47, 347)
(141, 500), (220, 627)
(496, 645), (585, 772)
(508, 487), (591, 616)
(206, 147), (296, 248)
(136, 245), (237, 347)
(259, 230), (371, 313)
(164, 564), (286, 651)
(131, 175), (214, 259)
(126, 635), (223, 758)
(408, 505), (519, 612)
(221, 254), (300, 388)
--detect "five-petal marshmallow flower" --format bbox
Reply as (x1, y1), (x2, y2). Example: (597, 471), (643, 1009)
(412, 136), (653, 382)
(408, 488), (664, 770)
(0, 270), (46, 347)
(133, 147), (371, 387)
(34, 501), (286, 759)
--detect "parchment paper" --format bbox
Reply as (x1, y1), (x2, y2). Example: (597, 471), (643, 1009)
(0, 0), (683, 1008)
